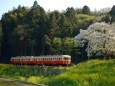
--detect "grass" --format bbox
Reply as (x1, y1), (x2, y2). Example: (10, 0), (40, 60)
(46, 59), (115, 86)
(0, 59), (115, 86)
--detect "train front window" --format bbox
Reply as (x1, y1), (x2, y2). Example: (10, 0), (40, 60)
(64, 57), (71, 60)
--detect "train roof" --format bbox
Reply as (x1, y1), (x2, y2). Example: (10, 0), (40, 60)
(11, 55), (71, 59)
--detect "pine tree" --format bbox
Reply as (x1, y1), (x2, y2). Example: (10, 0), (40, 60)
(82, 5), (91, 14)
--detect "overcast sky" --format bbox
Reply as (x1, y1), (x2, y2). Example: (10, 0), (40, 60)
(0, 0), (115, 19)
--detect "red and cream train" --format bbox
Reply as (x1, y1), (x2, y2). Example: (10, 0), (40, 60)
(10, 55), (71, 65)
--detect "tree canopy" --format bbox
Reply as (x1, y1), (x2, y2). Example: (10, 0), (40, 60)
(82, 5), (91, 14)
(75, 22), (115, 59)
(0, 1), (114, 63)
(109, 5), (115, 23)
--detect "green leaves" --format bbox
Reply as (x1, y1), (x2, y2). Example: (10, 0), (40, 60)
(109, 5), (115, 23)
(82, 5), (91, 14)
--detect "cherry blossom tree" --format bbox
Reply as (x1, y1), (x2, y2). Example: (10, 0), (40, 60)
(75, 22), (115, 59)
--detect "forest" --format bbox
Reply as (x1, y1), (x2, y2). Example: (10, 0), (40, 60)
(0, 1), (115, 63)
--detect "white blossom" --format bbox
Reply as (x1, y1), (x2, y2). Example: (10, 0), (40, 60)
(75, 22), (115, 57)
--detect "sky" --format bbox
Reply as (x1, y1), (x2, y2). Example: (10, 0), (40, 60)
(0, 0), (115, 19)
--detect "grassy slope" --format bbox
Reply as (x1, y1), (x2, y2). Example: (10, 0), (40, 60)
(47, 59), (115, 86)
(0, 59), (115, 86)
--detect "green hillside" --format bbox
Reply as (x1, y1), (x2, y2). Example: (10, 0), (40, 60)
(0, 59), (115, 86)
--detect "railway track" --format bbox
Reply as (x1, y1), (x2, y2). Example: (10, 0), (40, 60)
(0, 78), (46, 86)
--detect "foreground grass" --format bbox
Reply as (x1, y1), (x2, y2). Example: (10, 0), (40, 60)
(0, 59), (115, 86)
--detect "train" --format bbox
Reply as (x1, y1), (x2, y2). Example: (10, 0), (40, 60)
(10, 55), (71, 65)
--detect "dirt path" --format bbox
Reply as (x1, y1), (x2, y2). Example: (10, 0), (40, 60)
(0, 78), (45, 86)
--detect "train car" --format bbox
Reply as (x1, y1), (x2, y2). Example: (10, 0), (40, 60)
(10, 55), (71, 65)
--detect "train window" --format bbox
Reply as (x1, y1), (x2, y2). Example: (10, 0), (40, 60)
(64, 57), (71, 60)
(36, 58), (37, 61)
